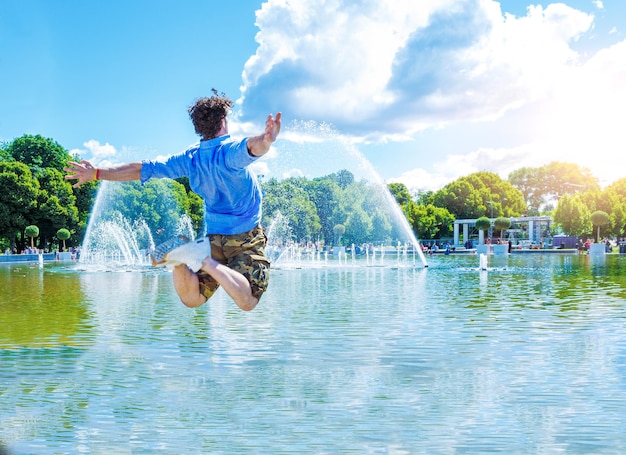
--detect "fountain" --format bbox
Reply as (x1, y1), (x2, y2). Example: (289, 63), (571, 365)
(78, 181), (198, 268)
(77, 124), (427, 270)
(479, 253), (488, 271)
(260, 122), (428, 268)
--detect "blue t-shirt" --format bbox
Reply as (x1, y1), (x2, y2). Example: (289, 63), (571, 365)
(140, 135), (262, 235)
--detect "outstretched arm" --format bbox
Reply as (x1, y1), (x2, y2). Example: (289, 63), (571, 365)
(246, 112), (282, 157)
(64, 160), (143, 188)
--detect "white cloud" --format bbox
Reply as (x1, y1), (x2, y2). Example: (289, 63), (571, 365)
(237, 0), (626, 189)
(69, 139), (117, 167)
(388, 168), (451, 193)
(239, 0), (593, 138)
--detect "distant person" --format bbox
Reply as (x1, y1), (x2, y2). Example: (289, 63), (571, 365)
(65, 90), (282, 312)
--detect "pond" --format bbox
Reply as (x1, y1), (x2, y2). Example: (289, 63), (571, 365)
(1, 253), (625, 454)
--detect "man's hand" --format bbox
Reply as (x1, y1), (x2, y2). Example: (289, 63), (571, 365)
(64, 160), (96, 188)
(264, 112), (282, 143)
(248, 112), (282, 157)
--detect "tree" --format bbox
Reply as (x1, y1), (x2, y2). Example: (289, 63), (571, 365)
(307, 178), (342, 244)
(339, 180), (388, 244)
(603, 179), (626, 236)
(388, 183), (412, 209)
(542, 162), (599, 200)
(494, 217), (512, 239)
(329, 169), (354, 189)
(434, 172), (525, 220)
(475, 216), (491, 244)
(174, 177), (205, 234)
(409, 204), (455, 240)
(96, 179), (198, 245)
(590, 211), (609, 243)
(57, 228), (71, 251)
(509, 161), (599, 213)
(433, 179), (481, 219)
(0, 162), (39, 245)
(0, 142), (13, 161)
(553, 194), (591, 237)
(261, 178), (321, 242)
(34, 168), (79, 247)
(25, 225), (39, 249)
(5, 134), (72, 175)
(508, 167), (543, 214)
(344, 208), (373, 245)
(333, 224), (345, 245)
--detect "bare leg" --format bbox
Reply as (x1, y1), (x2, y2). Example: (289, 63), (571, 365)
(172, 265), (207, 308)
(171, 258), (259, 312)
(200, 256), (259, 311)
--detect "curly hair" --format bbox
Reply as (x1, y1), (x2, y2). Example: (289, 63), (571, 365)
(188, 89), (234, 140)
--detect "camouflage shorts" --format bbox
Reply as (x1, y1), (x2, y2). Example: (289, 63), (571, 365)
(197, 225), (270, 301)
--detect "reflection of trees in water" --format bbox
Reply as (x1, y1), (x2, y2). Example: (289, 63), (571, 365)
(0, 266), (89, 348)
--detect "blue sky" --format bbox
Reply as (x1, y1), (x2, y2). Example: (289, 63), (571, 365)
(1, 0), (625, 192)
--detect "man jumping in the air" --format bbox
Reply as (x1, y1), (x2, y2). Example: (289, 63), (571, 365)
(65, 90), (281, 311)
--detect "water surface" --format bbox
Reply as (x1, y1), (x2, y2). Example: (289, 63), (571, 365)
(1, 254), (625, 454)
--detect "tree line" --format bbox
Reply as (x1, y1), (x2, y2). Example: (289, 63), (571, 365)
(2, 134), (624, 252)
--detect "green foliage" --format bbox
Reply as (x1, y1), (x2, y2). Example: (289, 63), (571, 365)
(34, 168), (79, 246)
(174, 177), (204, 233)
(388, 183), (454, 239)
(509, 161), (599, 213)
(388, 183), (412, 207)
(1, 136), (95, 251)
(339, 181), (375, 244)
(553, 194), (591, 237)
(590, 210), (609, 242)
(5, 134), (72, 175)
(603, 178), (626, 236)
(57, 228), (71, 250)
(329, 169), (354, 189)
(1, 130), (623, 251)
(507, 167), (543, 214)
(262, 178), (322, 242)
(0, 142), (13, 162)
(388, 182), (455, 240)
(24, 225), (39, 248)
(408, 204), (455, 240)
(333, 224), (345, 245)
(0, 161), (39, 241)
(494, 217), (512, 238)
(307, 177), (342, 243)
(590, 210), (609, 227)
(261, 171), (415, 246)
(433, 171), (525, 220)
(97, 180), (195, 245)
(475, 216), (491, 232)
(475, 216), (491, 242)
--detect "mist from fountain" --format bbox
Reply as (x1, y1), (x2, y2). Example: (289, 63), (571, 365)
(262, 121), (428, 268)
(79, 181), (196, 268)
(79, 215), (153, 265)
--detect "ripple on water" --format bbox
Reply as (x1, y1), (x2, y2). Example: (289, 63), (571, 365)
(2, 255), (626, 453)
